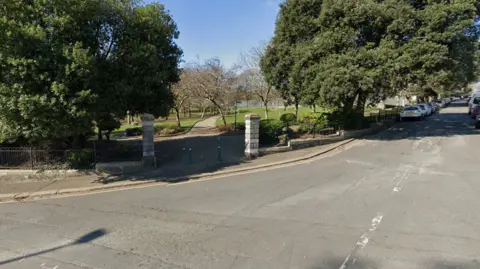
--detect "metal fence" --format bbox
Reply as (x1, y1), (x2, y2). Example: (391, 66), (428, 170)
(0, 143), (144, 170)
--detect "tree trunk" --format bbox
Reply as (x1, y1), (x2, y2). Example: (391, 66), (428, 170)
(183, 108), (187, 117)
(201, 107), (206, 118)
(188, 107), (192, 118)
(312, 104), (316, 113)
(294, 102), (299, 119)
(175, 108), (181, 129)
(105, 130), (111, 141)
(97, 129), (103, 141)
(264, 102), (269, 119)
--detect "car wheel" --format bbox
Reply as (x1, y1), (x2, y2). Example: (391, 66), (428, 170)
(476, 122), (480, 129)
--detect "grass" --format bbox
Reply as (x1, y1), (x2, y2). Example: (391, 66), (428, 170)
(215, 106), (318, 126)
(108, 115), (204, 138)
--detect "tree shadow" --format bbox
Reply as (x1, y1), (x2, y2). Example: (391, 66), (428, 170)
(365, 101), (480, 142)
(0, 229), (107, 266)
(95, 132), (249, 184)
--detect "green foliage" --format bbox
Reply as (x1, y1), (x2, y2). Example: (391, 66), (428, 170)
(280, 113), (297, 128)
(259, 119), (284, 145)
(298, 113), (329, 133)
(66, 149), (94, 169)
(0, 0), (182, 145)
(261, 0), (479, 120)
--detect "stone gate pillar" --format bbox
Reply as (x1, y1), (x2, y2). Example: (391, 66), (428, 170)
(245, 114), (260, 159)
(141, 113), (156, 168)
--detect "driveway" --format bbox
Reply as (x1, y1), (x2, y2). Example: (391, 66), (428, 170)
(1, 101), (480, 269)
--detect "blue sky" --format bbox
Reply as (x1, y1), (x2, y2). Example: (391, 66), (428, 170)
(144, 0), (282, 68)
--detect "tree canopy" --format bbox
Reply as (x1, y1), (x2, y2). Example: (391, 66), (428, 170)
(0, 0), (182, 145)
(261, 0), (480, 120)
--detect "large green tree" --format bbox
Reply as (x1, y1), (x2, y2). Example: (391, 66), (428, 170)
(0, 0), (182, 146)
(262, 0), (479, 124)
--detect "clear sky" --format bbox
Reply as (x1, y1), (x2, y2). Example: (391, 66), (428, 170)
(144, 0), (282, 68)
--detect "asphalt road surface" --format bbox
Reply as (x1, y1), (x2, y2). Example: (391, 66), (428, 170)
(1, 101), (480, 269)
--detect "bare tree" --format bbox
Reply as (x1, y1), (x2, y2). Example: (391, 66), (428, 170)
(190, 58), (236, 127)
(239, 41), (273, 119)
(171, 71), (193, 128)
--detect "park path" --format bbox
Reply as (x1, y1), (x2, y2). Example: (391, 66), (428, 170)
(185, 115), (220, 136)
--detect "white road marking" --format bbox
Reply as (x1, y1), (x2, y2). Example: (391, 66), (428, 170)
(392, 165), (414, 193)
(40, 263), (58, 269)
(346, 159), (374, 167)
(338, 213), (383, 269)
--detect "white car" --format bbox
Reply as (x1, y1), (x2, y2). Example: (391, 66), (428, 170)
(416, 104), (430, 116)
(400, 106), (424, 120)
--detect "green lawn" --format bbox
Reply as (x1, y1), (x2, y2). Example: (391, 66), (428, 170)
(215, 106), (317, 126)
(109, 116), (203, 137)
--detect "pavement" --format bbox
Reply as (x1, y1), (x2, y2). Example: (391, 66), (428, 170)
(0, 138), (354, 200)
(1, 101), (480, 269)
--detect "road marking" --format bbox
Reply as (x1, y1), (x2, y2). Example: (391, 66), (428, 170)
(338, 213), (383, 269)
(346, 159), (374, 167)
(392, 165), (413, 193)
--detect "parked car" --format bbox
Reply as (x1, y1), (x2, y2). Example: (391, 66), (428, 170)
(468, 95), (480, 115)
(436, 100), (447, 108)
(400, 106), (424, 120)
(416, 104), (428, 117)
(432, 102), (440, 112)
(472, 106), (479, 119)
(417, 104), (431, 116)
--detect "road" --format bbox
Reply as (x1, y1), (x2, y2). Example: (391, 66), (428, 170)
(1, 101), (480, 269)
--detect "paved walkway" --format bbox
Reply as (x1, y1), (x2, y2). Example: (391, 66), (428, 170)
(0, 140), (350, 198)
(185, 115), (220, 136)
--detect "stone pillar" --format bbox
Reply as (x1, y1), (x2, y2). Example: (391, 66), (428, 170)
(141, 113), (156, 168)
(244, 113), (260, 159)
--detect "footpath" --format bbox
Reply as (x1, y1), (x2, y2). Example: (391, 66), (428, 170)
(0, 138), (356, 202)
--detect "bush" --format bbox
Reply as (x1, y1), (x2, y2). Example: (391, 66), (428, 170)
(259, 119), (283, 145)
(234, 122), (246, 131)
(280, 113), (297, 128)
(162, 124), (183, 135)
(154, 125), (164, 134)
(124, 127), (143, 136)
(66, 149), (93, 169)
(298, 113), (329, 133)
(217, 124), (232, 132)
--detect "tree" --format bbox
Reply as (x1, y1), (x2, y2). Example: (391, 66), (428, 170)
(171, 71), (194, 128)
(0, 0), (182, 145)
(262, 0), (479, 126)
(240, 42), (274, 119)
(190, 58), (236, 127)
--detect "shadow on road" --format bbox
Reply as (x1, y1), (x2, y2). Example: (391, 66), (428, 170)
(96, 132), (249, 184)
(0, 229), (107, 266)
(365, 101), (480, 142)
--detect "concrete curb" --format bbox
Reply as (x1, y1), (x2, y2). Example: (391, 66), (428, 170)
(0, 138), (356, 203)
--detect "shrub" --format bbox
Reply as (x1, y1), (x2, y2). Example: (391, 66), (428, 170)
(298, 113), (329, 133)
(233, 122), (245, 131)
(66, 149), (93, 169)
(124, 127), (143, 136)
(259, 119), (283, 145)
(280, 113), (297, 128)
(153, 125), (164, 134)
(217, 124), (232, 132)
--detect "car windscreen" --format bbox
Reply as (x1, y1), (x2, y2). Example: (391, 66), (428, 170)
(404, 107), (419, 111)
(418, 105), (425, 109)
(473, 97), (480, 104)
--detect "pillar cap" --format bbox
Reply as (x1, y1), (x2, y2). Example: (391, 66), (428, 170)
(244, 113), (261, 120)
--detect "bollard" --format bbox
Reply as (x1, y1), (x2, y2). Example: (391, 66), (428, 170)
(217, 145), (222, 162)
(188, 148), (193, 164)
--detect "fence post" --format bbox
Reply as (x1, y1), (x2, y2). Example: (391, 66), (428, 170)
(29, 147), (34, 169)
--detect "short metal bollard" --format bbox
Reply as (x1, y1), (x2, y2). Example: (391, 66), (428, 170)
(188, 148), (193, 164)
